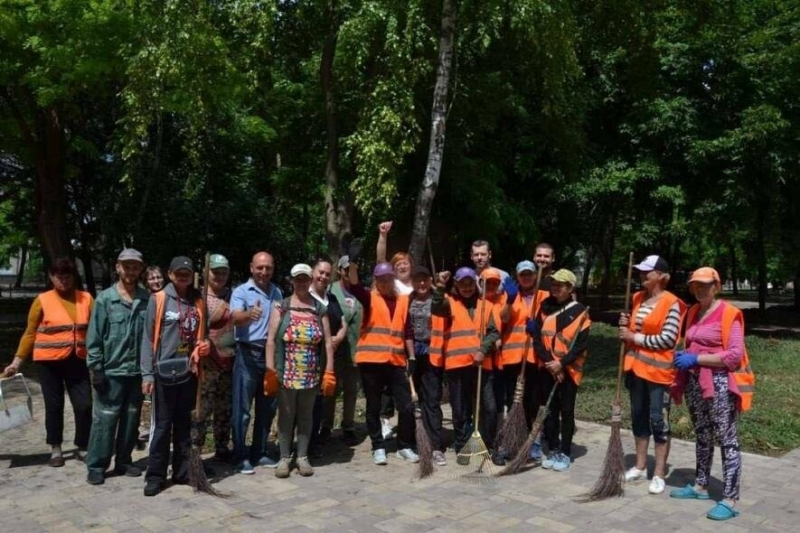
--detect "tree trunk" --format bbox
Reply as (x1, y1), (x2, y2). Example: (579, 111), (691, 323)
(321, 0), (352, 265)
(408, 0), (457, 266)
(794, 261), (800, 311)
(599, 213), (617, 307)
(580, 246), (595, 301)
(14, 242), (28, 288)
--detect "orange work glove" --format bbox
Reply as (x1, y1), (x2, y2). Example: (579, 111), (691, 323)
(322, 370), (337, 397)
(264, 368), (280, 397)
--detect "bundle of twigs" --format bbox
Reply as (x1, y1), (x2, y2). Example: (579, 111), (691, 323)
(579, 252), (634, 501)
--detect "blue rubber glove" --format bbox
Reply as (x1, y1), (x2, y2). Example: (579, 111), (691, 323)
(525, 318), (539, 337)
(674, 352), (699, 371)
(503, 277), (519, 305)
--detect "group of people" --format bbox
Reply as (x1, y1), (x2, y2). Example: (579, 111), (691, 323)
(0, 227), (753, 521)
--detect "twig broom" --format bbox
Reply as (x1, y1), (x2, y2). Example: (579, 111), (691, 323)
(189, 252), (225, 497)
(408, 375), (435, 478)
(499, 308), (590, 476)
(495, 268), (544, 458)
(579, 252), (634, 501)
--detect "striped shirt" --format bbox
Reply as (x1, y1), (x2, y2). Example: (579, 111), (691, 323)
(633, 300), (681, 350)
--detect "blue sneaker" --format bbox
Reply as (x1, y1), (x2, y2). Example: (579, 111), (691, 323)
(541, 451), (557, 469)
(529, 440), (543, 462)
(258, 456), (278, 468)
(235, 459), (255, 475)
(552, 452), (571, 472)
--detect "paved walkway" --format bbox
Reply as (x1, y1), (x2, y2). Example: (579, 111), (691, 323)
(1, 385), (798, 532)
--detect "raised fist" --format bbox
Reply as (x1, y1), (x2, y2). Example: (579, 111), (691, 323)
(378, 221), (393, 235)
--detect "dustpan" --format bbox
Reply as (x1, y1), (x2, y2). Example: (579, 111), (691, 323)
(0, 373), (34, 432)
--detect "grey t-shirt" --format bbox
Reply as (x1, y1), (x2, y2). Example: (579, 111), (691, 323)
(409, 296), (432, 344)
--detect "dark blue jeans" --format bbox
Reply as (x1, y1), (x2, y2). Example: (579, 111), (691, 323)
(232, 343), (278, 463)
(627, 371), (671, 443)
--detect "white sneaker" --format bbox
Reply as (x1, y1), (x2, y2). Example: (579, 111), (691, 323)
(373, 449), (388, 465)
(432, 450), (447, 466)
(649, 476), (666, 494)
(396, 448), (420, 463)
(380, 418), (394, 440)
(624, 466), (647, 482)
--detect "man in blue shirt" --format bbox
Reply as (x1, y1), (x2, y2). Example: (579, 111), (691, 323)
(230, 251), (283, 474)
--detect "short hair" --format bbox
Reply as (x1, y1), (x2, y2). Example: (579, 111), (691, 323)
(390, 252), (412, 268)
(657, 272), (671, 289)
(49, 257), (76, 276)
(535, 242), (555, 253)
(471, 240), (491, 251)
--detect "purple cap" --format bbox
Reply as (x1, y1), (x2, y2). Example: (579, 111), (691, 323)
(454, 267), (478, 282)
(373, 262), (395, 278)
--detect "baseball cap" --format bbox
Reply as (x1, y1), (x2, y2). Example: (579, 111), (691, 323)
(373, 262), (395, 278)
(480, 267), (502, 282)
(209, 254), (229, 269)
(454, 267), (478, 282)
(291, 263), (313, 278)
(117, 248), (143, 263)
(549, 269), (577, 286)
(169, 256), (194, 272)
(634, 255), (669, 273)
(337, 255), (350, 270)
(516, 260), (536, 274)
(411, 265), (432, 278)
(688, 267), (720, 284)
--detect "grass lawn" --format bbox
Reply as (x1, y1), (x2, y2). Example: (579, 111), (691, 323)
(578, 323), (800, 457)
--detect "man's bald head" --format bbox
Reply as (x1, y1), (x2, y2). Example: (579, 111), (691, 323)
(250, 251), (275, 289)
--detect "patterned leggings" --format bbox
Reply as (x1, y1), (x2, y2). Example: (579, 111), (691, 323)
(686, 372), (741, 500)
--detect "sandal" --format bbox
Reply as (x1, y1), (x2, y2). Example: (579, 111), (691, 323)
(670, 484), (710, 500)
(707, 501), (739, 521)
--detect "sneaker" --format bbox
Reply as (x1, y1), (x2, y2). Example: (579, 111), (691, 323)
(342, 430), (359, 446)
(113, 464), (142, 477)
(48, 456), (65, 468)
(258, 456), (278, 468)
(670, 484), (711, 500)
(373, 449), (388, 465)
(86, 471), (105, 485)
(529, 440), (543, 462)
(432, 450), (447, 466)
(649, 476), (666, 494)
(275, 458), (291, 479)
(296, 456), (314, 477)
(624, 466), (647, 482)
(143, 480), (164, 497)
(396, 448), (420, 463)
(381, 418), (394, 440)
(552, 453), (571, 472)
(491, 450), (506, 466)
(235, 459), (256, 475)
(541, 451), (558, 470)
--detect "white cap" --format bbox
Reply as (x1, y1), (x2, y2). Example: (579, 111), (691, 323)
(290, 263), (313, 278)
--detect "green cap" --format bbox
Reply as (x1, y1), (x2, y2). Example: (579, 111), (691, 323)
(550, 268), (577, 286)
(209, 254), (229, 270)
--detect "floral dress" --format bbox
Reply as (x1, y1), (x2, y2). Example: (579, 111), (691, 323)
(281, 313), (323, 389)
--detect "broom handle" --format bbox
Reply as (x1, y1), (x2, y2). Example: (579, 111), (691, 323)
(613, 253), (635, 406)
(195, 252), (211, 413)
(407, 365), (419, 403)
(474, 277), (487, 429)
(519, 268), (544, 375)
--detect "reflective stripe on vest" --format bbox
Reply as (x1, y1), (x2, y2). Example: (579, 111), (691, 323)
(500, 290), (548, 366)
(540, 308), (591, 386)
(686, 302), (754, 412)
(439, 297), (493, 371)
(429, 317), (446, 367)
(623, 291), (686, 385)
(33, 290), (92, 361)
(355, 291), (410, 367)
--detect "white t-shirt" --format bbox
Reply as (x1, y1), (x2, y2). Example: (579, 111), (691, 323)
(395, 279), (414, 296)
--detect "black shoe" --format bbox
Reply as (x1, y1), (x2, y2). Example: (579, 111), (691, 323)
(171, 476), (189, 485)
(114, 464), (143, 477)
(144, 480), (164, 497)
(342, 430), (358, 446)
(491, 450), (506, 467)
(86, 471), (105, 485)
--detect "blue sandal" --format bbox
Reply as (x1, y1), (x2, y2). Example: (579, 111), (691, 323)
(670, 484), (711, 500)
(707, 501), (739, 521)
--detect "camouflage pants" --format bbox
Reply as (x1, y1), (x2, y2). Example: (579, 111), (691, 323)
(198, 357), (233, 453)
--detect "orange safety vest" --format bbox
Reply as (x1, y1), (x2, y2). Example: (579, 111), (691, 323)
(151, 290), (206, 353)
(355, 291), (410, 367)
(624, 290), (686, 385)
(501, 289), (549, 366)
(429, 295), (494, 371)
(540, 306), (591, 386)
(33, 290), (93, 361)
(685, 302), (755, 412)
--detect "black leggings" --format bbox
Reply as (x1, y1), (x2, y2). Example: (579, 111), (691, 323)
(533, 369), (578, 458)
(37, 353), (92, 448)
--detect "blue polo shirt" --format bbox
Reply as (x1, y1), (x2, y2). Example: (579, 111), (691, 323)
(230, 278), (283, 346)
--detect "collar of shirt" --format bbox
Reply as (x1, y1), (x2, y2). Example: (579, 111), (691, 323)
(310, 289), (328, 307)
(244, 278), (278, 299)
